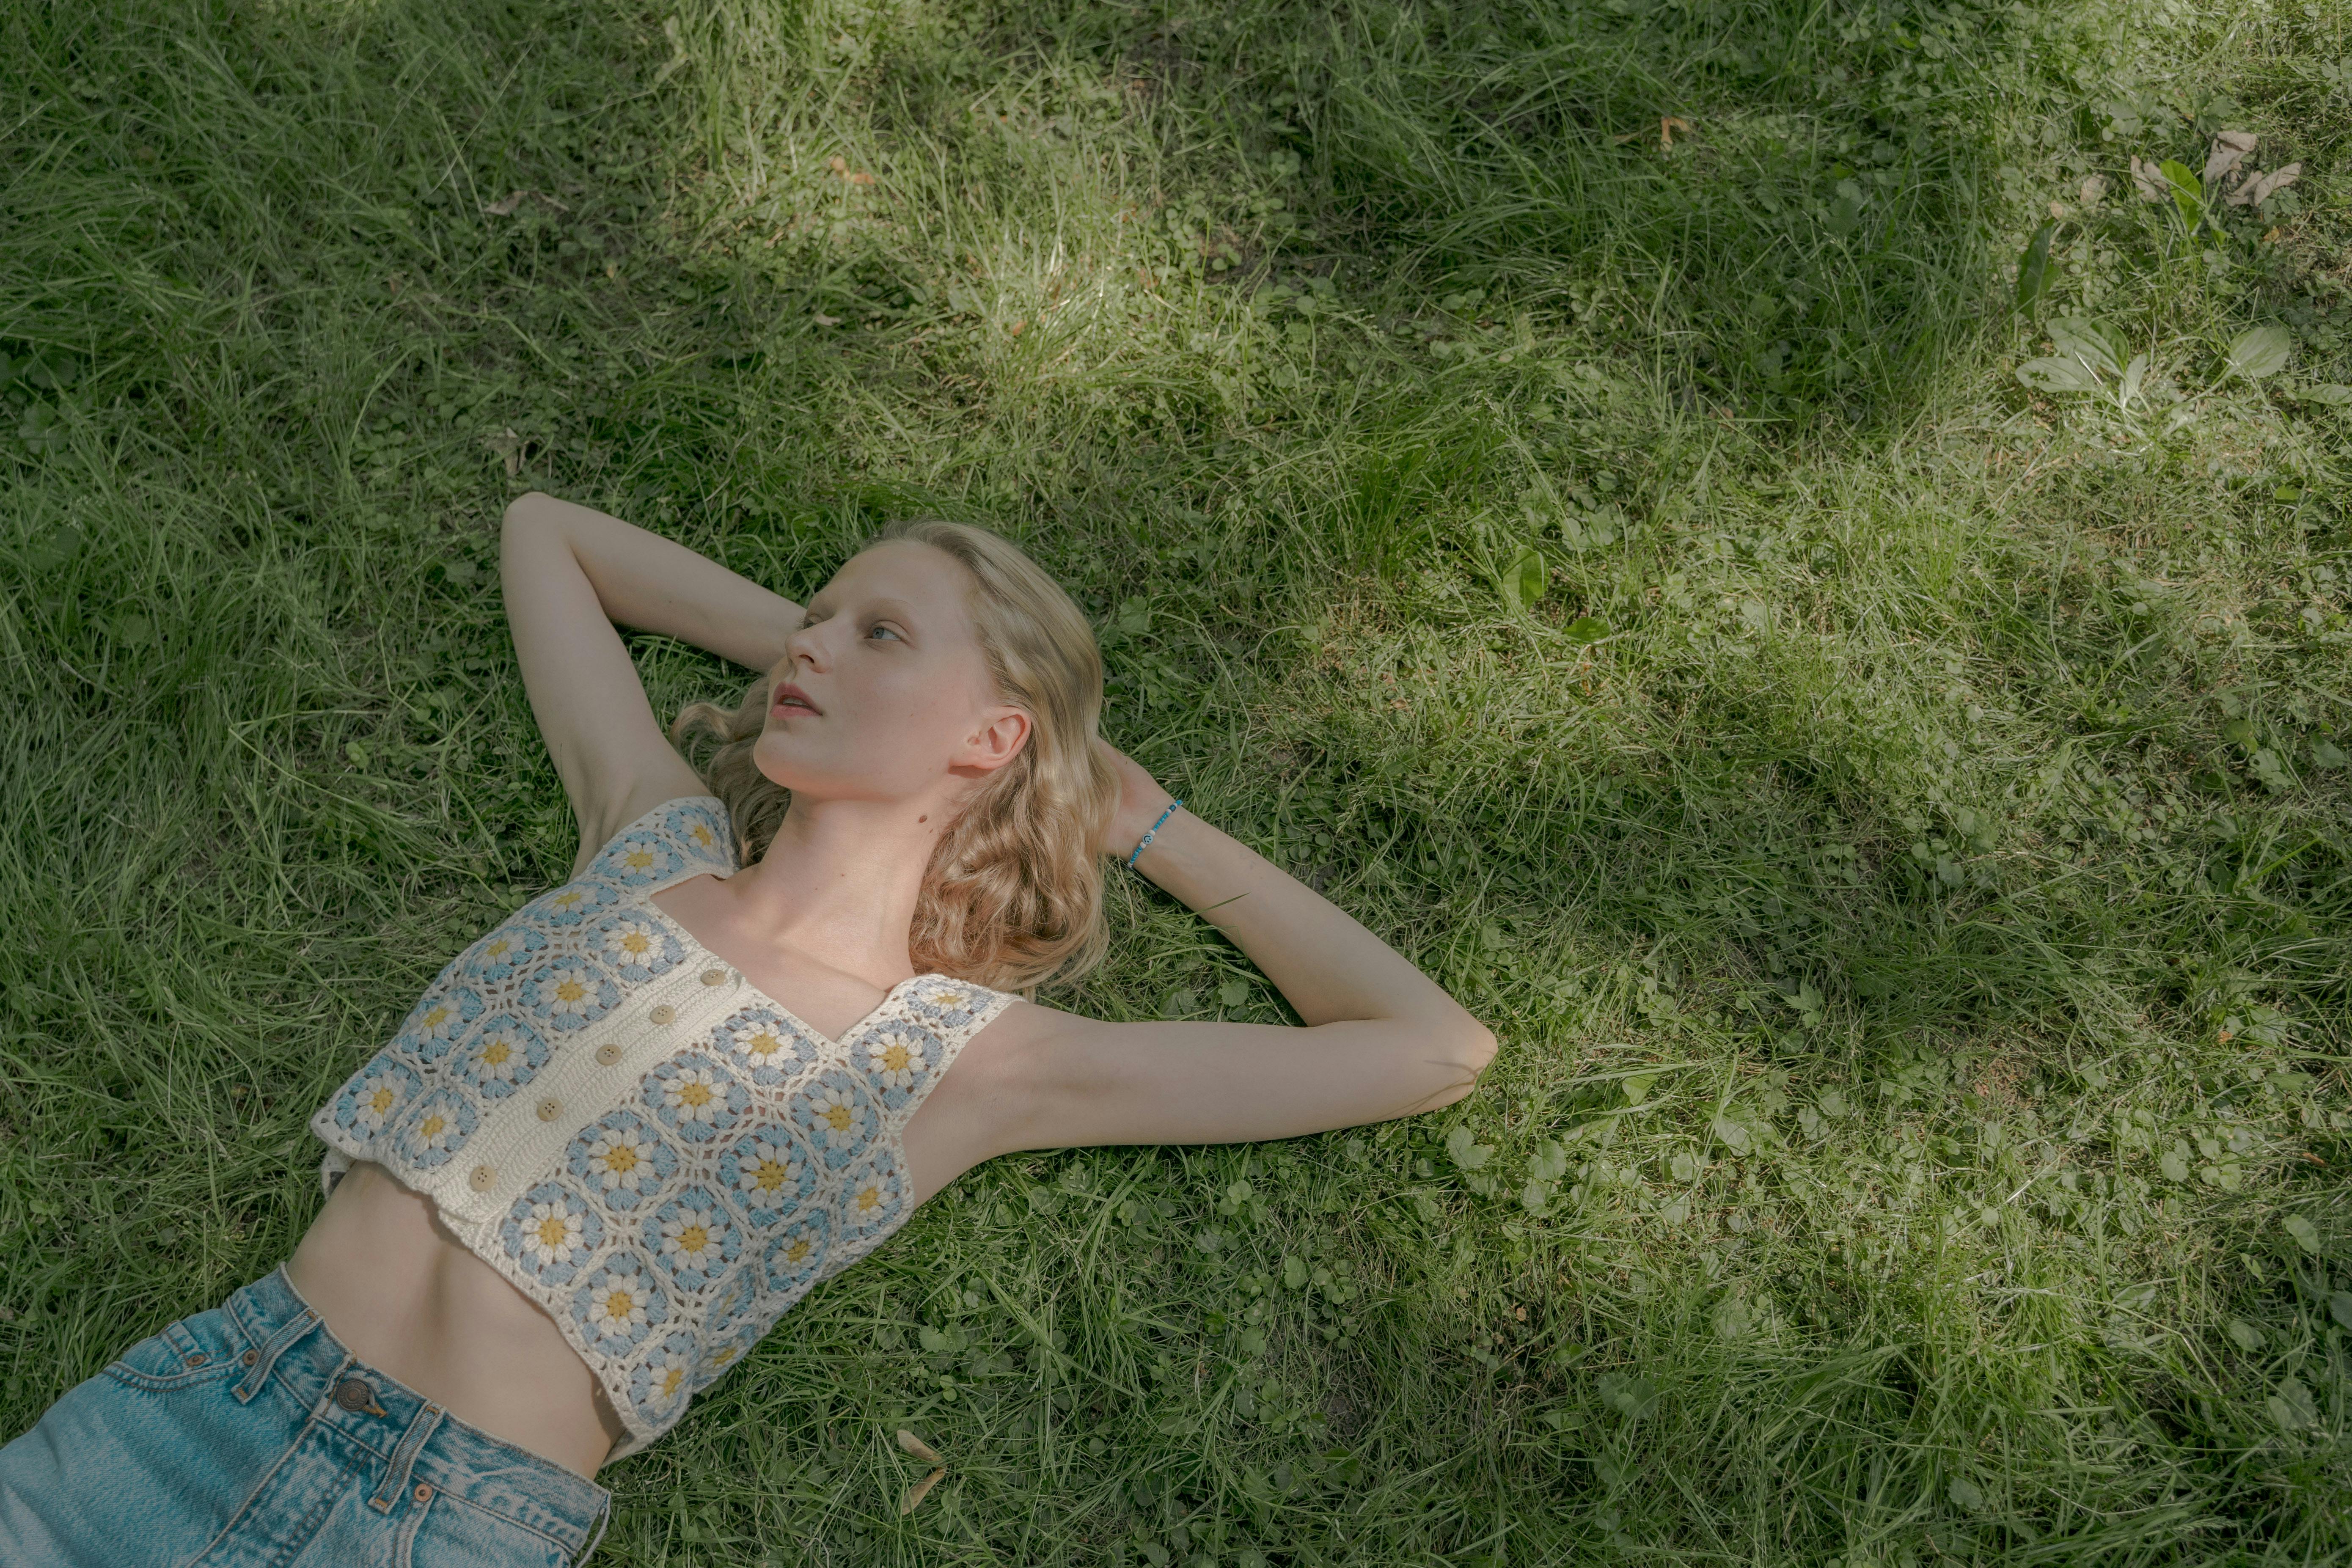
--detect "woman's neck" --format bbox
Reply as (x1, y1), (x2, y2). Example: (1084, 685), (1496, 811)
(695, 795), (944, 990)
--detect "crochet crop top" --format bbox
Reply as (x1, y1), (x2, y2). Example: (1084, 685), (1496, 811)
(309, 795), (1017, 1457)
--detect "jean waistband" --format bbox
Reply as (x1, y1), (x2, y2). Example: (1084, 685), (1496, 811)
(223, 1267), (611, 1558)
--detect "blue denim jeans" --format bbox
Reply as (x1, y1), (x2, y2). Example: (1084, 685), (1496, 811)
(0, 1267), (611, 1566)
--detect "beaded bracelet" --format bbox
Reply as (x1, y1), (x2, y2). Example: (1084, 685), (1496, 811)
(1127, 800), (1183, 868)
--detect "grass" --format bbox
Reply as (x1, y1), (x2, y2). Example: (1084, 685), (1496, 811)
(3, 0), (2350, 1561)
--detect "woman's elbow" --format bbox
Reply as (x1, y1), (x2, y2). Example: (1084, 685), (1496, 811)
(1421, 1021), (1497, 1109)
(1453, 1018), (1498, 1076)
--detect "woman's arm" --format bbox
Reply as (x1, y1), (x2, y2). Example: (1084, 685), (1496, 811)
(967, 748), (1497, 1154)
(498, 492), (804, 873)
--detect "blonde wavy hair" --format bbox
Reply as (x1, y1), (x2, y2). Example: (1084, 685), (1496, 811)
(668, 520), (1122, 993)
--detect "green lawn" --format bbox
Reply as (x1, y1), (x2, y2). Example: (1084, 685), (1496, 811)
(4, 0), (2350, 1561)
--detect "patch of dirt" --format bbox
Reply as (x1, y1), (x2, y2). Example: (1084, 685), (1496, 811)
(1972, 1052), (2031, 1109)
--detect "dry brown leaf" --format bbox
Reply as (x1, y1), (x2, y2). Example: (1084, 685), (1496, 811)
(2203, 130), (2258, 188)
(487, 429), (523, 479)
(811, 312), (840, 327)
(896, 1429), (944, 1466)
(2228, 162), (2300, 208)
(2080, 174), (2109, 205)
(898, 1467), (946, 1514)
(1659, 116), (1693, 149)
(2129, 157), (2166, 202)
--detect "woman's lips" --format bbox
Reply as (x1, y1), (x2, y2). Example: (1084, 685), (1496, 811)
(771, 681), (822, 715)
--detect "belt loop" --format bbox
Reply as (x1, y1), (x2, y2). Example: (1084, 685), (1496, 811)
(232, 1306), (322, 1404)
(369, 1402), (445, 1514)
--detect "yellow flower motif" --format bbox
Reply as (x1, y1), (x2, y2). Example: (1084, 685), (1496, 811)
(661, 1364), (687, 1398)
(661, 1211), (719, 1263)
(484, 937), (512, 960)
(555, 978), (585, 1004)
(690, 823), (715, 849)
(517, 1199), (583, 1267)
(350, 1069), (407, 1132)
(661, 1066), (726, 1124)
(623, 848), (655, 872)
(806, 1085), (862, 1147)
(620, 931), (650, 957)
(467, 1030), (525, 1088)
(589, 1278), (649, 1332)
(854, 1181), (883, 1214)
(420, 1003), (451, 1032)
(580, 1124), (661, 1195)
(781, 1235), (813, 1266)
(864, 1032), (920, 1092)
(551, 890), (584, 913)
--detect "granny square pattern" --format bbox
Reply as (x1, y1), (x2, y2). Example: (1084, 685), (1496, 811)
(310, 795), (1016, 1457)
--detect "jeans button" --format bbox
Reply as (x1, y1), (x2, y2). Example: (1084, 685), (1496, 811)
(333, 1378), (375, 1413)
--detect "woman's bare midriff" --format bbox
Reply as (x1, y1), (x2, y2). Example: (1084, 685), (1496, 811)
(283, 1161), (625, 1478)
(277, 958), (1015, 1482)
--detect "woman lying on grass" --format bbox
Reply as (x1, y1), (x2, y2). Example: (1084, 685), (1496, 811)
(0, 495), (1495, 1565)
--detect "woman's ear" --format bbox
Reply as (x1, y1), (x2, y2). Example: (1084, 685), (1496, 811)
(952, 706), (1032, 777)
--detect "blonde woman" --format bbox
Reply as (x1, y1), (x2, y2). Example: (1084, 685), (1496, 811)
(0, 494), (1496, 1565)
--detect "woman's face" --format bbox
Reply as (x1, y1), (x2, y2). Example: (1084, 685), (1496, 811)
(750, 541), (1028, 806)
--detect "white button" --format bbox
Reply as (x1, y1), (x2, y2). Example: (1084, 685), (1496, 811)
(536, 1097), (563, 1122)
(468, 1164), (495, 1192)
(595, 1043), (623, 1066)
(649, 1004), (677, 1025)
(700, 968), (727, 987)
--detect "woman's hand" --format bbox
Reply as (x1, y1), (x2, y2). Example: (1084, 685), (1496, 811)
(1092, 739), (1176, 861)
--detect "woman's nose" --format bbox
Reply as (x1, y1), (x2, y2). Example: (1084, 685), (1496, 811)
(783, 621), (827, 669)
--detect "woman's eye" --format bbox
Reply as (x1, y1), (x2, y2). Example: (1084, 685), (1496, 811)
(866, 624), (902, 641)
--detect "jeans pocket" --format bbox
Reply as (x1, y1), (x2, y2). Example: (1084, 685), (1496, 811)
(399, 1490), (576, 1568)
(100, 1304), (243, 1394)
